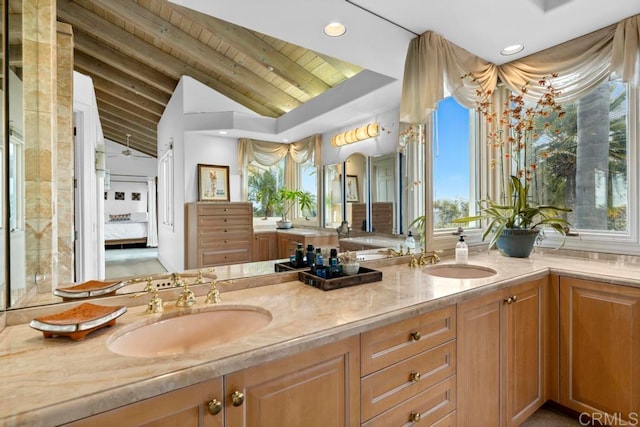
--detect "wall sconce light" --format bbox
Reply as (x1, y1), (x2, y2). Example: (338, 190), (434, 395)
(95, 143), (106, 175)
(331, 122), (379, 147)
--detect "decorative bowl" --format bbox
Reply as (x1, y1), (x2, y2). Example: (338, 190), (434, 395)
(342, 263), (360, 276)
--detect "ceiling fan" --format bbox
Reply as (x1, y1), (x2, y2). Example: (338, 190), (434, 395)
(107, 134), (150, 159)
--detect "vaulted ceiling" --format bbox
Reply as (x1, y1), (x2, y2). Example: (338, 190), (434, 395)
(9, 0), (363, 157)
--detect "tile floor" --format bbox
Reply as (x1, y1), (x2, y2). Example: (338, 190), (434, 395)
(522, 407), (580, 426)
(105, 247), (167, 280)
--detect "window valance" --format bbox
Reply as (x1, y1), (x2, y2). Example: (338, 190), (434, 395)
(401, 14), (640, 123)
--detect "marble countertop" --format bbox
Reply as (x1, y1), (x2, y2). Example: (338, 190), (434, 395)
(2, 251), (640, 426)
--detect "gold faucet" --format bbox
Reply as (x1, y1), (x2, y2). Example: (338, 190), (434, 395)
(194, 268), (215, 285)
(408, 253), (418, 267)
(205, 280), (233, 304)
(379, 245), (405, 257)
(175, 274), (196, 307)
(131, 277), (163, 314)
(419, 251), (441, 265)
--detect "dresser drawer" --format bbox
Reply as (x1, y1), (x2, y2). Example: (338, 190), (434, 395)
(199, 234), (250, 248)
(198, 216), (252, 229)
(361, 306), (456, 375)
(197, 203), (252, 217)
(362, 376), (456, 427)
(200, 248), (251, 266)
(361, 340), (456, 422)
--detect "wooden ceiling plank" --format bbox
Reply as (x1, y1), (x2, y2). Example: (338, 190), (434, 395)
(96, 91), (163, 125)
(103, 127), (156, 150)
(75, 51), (171, 105)
(316, 53), (362, 79)
(98, 104), (158, 133)
(73, 31), (177, 95)
(100, 110), (157, 138)
(81, 71), (166, 117)
(169, 1), (331, 98)
(102, 123), (156, 149)
(57, 0), (283, 117)
(88, 0), (300, 111)
(101, 116), (156, 144)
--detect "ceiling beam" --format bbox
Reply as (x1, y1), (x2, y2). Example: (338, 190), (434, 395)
(73, 31), (177, 95)
(86, 73), (166, 117)
(95, 89), (164, 125)
(316, 53), (362, 79)
(100, 110), (157, 140)
(98, 105), (157, 134)
(168, 1), (331, 97)
(75, 51), (171, 106)
(58, 0), (284, 117)
(89, 0), (301, 112)
(102, 124), (157, 152)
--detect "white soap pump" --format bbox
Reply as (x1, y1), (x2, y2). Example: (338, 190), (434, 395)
(405, 231), (416, 254)
(455, 235), (468, 264)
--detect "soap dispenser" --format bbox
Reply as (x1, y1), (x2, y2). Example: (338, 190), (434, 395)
(405, 231), (416, 254)
(455, 235), (468, 264)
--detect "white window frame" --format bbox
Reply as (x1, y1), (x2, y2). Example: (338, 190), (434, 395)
(290, 158), (319, 226)
(9, 131), (24, 232)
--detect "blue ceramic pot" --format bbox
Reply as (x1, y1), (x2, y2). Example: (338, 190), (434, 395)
(496, 228), (539, 258)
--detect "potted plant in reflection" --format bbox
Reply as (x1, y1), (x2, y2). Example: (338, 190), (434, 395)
(275, 189), (315, 229)
(453, 73), (573, 257)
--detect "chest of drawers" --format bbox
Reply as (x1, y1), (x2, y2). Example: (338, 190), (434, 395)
(185, 202), (253, 269)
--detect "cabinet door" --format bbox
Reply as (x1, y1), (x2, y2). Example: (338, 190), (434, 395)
(457, 290), (502, 426)
(225, 336), (360, 427)
(252, 232), (276, 262)
(560, 277), (640, 421)
(503, 278), (546, 426)
(66, 377), (223, 427)
(458, 278), (546, 427)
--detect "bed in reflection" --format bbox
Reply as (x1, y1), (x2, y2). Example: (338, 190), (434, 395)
(104, 212), (149, 246)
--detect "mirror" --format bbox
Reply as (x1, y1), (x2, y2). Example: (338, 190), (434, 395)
(370, 153), (397, 234)
(345, 153), (368, 233)
(0, 0), (6, 312)
(4, 4), (428, 311)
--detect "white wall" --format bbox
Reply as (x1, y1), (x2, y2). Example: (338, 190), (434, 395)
(157, 78), (186, 273)
(322, 107), (400, 166)
(73, 71), (105, 281)
(184, 134), (241, 202)
(104, 181), (148, 216)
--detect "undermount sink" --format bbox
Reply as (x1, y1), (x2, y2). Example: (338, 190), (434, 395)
(424, 264), (498, 279)
(356, 253), (389, 261)
(107, 305), (272, 357)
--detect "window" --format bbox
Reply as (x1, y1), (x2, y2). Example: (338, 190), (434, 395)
(159, 147), (173, 229)
(531, 80), (635, 251)
(247, 159), (285, 219)
(297, 159), (318, 220)
(9, 132), (24, 231)
(432, 97), (476, 231)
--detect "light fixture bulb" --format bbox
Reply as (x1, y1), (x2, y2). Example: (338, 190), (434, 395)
(323, 22), (347, 37)
(219, 131), (228, 135)
(500, 44), (525, 56)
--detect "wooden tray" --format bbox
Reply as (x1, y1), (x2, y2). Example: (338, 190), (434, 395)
(298, 267), (382, 291)
(274, 261), (310, 272)
(29, 303), (127, 341)
(53, 280), (125, 300)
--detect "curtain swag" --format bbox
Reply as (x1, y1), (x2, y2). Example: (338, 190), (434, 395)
(400, 13), (640, 123)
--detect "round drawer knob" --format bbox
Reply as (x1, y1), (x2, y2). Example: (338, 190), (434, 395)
(231, 390), (245, 407)
(224, 218), (229, 222)
(410, 331), (421, 341)
(504, 296), (513, 304)
(409, 412), (421, 422)
(409, 371), (421, 382)
(207, 399), (222, 415)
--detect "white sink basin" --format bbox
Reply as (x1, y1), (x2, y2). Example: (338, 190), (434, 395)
(424, 264), (498, 279)
(356, 253), (389, 261)
(107, 305), (272, 357)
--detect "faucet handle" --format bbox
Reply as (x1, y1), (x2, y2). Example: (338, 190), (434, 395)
(130, 277), (163, 314)
(205, 280), (233, 304)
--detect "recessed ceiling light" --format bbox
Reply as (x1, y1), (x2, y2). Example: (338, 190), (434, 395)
(323, 22), (347, 37)
(282, 139), (289, 142)
(219, 131), (228, 135)
(500, 44), (525, 56)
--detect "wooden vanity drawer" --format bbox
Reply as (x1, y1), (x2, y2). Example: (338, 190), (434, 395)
(361, 306), (456, 375)
(361, 340), (456, 422)
(200, 248), (251, 266)
(198, 216), (252, 230)
(362, 376), (456, 427)
(198, 235), (251, 249)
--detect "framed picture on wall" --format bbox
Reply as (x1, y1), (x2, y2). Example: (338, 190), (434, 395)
(346, 175), (359, 202)
(198, 164), (230, 202)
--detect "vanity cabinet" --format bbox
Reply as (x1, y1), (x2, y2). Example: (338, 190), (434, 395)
(252, 231), (276, 261)
(559, 277), (640, 421)
(185, 202), (253, 269)
(225, 335), (360, 426)
(360, 306), (457, 425)
(276, 231), (338, 259)
(66, 377), (224, 427)
(457, 277), (546, 427)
